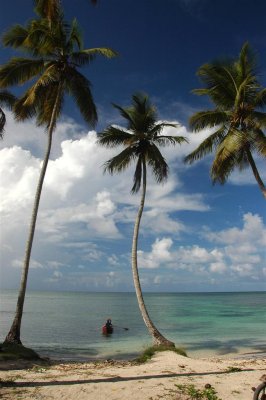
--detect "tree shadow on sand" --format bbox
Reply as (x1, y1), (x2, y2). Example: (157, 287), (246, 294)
(0, 368), (256, 388)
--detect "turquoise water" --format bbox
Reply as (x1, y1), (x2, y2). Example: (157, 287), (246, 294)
(0, 291), (265, 360)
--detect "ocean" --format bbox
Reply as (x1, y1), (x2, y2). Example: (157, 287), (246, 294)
(0, 290), (265, 360)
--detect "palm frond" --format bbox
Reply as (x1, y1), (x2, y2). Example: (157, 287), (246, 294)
(64, 67), (97, 127)
(0, 90), (17, 108)
(195, 63), (237, 107)
(211, 131), (250, 184)
(68, 18), (83, 51)
(36, 82), (64, 128)
(248, 128), (266, 156)
(104, 147), (137, 175)
(211, 151), (241, 184)
(184, 125), (227, 164)
(70, 47), (117, 67)
(14, 80), (63, 127)
(97, 126), (133, 148)
(146, 143), (169, 183)
(237, 42), (257, 81)
(112, 103), (137, 130)
(14, 63), (59, 123)
(18, 64), (59, 108)
(213, 128), (247, 166)
(2, 19), (53, 56)
(0, 58), (45, 88)
(34, 0), (60, 20)
(14, 93), (38, 121)
(80, 47), (118, 60)
(189, 110), (228, 132)
(249, 111), (266, 127)
(234, 74), (258, 108)
(132, 156), (143, 193)
(2, 25), (29, 49)
(146, 122), (178, 139)
(255, 88), (266, 107)
(23, 19), (60, 56)
(153, 134), (188, 147)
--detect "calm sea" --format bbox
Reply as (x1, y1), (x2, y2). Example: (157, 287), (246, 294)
(0, 291), (265, 360)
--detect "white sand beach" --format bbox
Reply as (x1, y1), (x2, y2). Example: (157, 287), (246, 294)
(0, 351), (265, 400)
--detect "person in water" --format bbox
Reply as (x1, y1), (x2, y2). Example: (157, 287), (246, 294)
(106, 318), (112, 328)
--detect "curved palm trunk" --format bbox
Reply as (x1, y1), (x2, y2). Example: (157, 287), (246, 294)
(131, 159), (175, 347)
(246, 148), (266, 199)
(4, 84), (62, 344)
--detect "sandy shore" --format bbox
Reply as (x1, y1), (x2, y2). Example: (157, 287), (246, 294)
(0, 351), (265, 399)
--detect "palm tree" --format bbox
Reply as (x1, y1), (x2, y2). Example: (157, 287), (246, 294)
(0, 91), (16, 137)
(98, 93), (187, 346)
(185, 43), (266, 198)
(0, 8), (117, 345)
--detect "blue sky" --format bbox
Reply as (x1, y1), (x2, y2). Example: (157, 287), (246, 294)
(0, 0), (265, 292)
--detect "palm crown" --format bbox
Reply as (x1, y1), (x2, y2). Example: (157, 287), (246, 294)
(98, 93), (187, 192)
(185, 43), (266, 187)
(0, 12), (117, 128)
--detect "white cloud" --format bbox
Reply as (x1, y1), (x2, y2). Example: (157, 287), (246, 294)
(138, 237), (173, 269)
(136, 212), (265, 284)
(0, 113), (264, 291)
(207, 213), (266, 246)
(209, 262), (227, 274)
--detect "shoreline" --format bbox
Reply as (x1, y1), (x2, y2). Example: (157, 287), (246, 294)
(34, 346), (266, 363)
(1, 351), (265, 399)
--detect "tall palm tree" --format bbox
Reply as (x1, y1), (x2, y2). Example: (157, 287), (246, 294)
(185, 43), (266, 198)
(0, 91), (16, 137)
(0, 9), (117, 345)
(98, 93), (187, 346)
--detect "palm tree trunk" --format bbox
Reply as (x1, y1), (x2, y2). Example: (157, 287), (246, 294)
(4, 84), (63, 345)
(246, 148), (266, 199)
(131, 159), (175, 347)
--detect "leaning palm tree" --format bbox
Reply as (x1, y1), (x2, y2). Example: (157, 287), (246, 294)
(185, 43), (266, 198)
(98, 93), (187, 346)
(0, 8), (117, 344)
(0, 90), (16, 137)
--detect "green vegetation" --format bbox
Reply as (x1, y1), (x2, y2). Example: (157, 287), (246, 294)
(175, 384), (222, 400)
(185, 42), (266, 199)
(135, 344), (187, 363)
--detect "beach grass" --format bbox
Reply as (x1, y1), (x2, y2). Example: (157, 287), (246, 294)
(135, 344), (187, 363)
(175, 384), (222, 400)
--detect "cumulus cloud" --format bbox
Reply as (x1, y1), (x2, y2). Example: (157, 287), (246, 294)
(137, 212), (265, 287)
(138, 238), (173, 269)
(0, 113), (264, 291)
